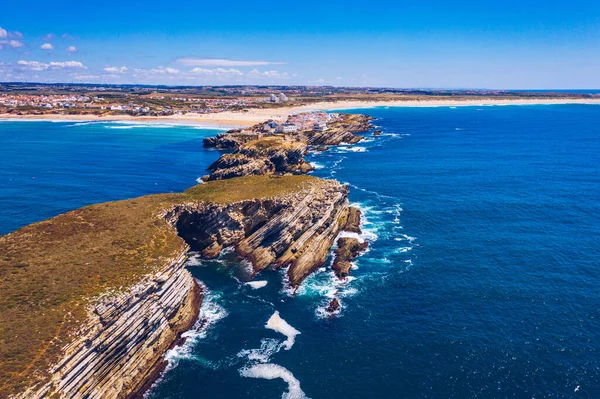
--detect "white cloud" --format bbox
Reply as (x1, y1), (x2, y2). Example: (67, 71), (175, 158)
(17, 60), (49, 71)
(0, 27), (7, 39)
(315, 78), (325, 83)
(40, 43), (54, 50)
(104, 66), (127, 73)
(12, 31), (23, 39)
(62, 33), (74, 40)
(177, 57), (286, 67)
(66, 46), (77, 53)
(147, 67), (179, 74)
(9, 40), (24, 48)
(190, 67), (243, 77)
(248, 69), (290, 79)
(17, 60), (87, 71)
(42, 33), (54, 41)
(49, 61), (86, 69)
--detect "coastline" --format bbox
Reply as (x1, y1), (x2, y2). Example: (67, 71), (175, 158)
(2, 98), (599, 128)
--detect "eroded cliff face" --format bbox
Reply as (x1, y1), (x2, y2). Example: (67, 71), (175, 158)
(13, 177), (353, 398)
(166, 179), (351, 287)
(202, 113), (373, 182)
(19, 253), (200, 399)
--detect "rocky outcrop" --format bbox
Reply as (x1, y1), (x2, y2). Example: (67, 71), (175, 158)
(202, 131), (260, 150)
(202, 139), (312, 182)
(332, 237), (369, 279)
(343, 207), (362, 233)
(166, 179), (351, 287)
(202, 113), (374, 181)
(20, 254), (201, 399)
(9, 175), (357, 398)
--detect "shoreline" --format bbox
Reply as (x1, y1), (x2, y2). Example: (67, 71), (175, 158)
(1, 98), (599, 128)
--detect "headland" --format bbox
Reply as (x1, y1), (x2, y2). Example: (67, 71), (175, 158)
(0, 111), (375, 398)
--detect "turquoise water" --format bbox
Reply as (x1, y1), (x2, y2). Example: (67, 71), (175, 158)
(1, 106), (599, 398)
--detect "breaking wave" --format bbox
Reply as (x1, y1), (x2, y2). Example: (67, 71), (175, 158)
(239, 364), (309, 399)
(265, 311), (300, 350)
(245, 280), (268, 289)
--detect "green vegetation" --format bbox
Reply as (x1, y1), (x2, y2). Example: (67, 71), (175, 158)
(242, 136), (303, 151)
(0, 174), (319, 397)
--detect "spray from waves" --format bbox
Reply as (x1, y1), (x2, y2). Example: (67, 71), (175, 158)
(245, 280), (268, 289)
(265, 311), (301, 350)
(144, 281), (228, 397)
(239, 363), (309, 399)
(335, 146), (367, 153)
(237, 338), (282, 363)
(309, 162), (324, 170)
(66, 121), (103, 127)
(162, 282), (227, 369)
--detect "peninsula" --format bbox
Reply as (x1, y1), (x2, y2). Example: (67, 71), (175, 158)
(0, 111), (374, 398)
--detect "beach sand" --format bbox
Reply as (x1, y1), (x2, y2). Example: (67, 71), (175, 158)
(2, 98), (599, 128)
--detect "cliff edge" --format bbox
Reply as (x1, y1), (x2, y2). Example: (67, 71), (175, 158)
(0, 175), (352, 398)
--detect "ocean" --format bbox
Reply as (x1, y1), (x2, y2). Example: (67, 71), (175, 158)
(1, 105), (599, 398)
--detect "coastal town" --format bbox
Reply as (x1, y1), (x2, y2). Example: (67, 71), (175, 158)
(2, 82), (597, 118)
(0, 91), (289, 116)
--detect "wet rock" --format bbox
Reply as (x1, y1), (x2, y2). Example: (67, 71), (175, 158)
(327, 297), (341, 313)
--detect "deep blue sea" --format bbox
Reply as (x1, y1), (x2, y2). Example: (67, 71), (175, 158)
(1, 105), (599, 399)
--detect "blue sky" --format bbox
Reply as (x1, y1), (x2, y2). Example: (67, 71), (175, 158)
(1, 0), (599, 88)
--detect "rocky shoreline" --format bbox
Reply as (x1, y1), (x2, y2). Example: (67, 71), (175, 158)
(202, 113), (373, 182)
(2, 112), (376, 399)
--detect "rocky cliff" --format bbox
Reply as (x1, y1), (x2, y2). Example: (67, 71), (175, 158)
(166, 178), (351, 287)
(19, 254), (201, 399)
(1, 175), (355, 398)
(202, 113), (373, 181)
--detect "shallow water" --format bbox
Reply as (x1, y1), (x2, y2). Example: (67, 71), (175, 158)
(1, 105), (599, 398)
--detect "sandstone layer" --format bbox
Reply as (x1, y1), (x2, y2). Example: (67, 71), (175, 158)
(202, 113), (373, 181)
(1, 175), (354, 398)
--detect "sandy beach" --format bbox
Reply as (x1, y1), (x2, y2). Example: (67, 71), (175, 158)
(2, 98), (599, 128)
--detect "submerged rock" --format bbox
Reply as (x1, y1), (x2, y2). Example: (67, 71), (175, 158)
(327, 297), (341, 313)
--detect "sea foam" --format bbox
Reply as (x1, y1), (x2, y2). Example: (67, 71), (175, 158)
(239, 363), (309, 399)
(265, 311), (300, 350)
(245, 280), (268, 289)
(162, 282), (227, 368)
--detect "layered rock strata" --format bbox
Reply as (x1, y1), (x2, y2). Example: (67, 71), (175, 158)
(202, 113), (373, 181)
(19, 254), (200, 399)
(202, 139), (312, 182)
(5, 175), (356, 398)
(166, 179), (352, 287)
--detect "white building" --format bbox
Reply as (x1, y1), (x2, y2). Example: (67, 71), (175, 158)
(278, 122), (297, 133)
(269, 94), (278, 103)
(313, 122), (328, 132)
(279, 93), (288, 102)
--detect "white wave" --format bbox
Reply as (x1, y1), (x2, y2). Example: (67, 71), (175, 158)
(68, 121), (102, 127)
(340, 146), (367, 153)
(245, 280), (268, 289)
(395, 234), (416, 243)
(195, 177), (206, 184)
(309, 162), (324, 169)
(163, 282), (227, 368)
(237, 338), (282, 363)
(396, 246), (413, 253)
(239, 363), (309, 399)
(337, 231), (366, 244)
(266, 311), (300, 350)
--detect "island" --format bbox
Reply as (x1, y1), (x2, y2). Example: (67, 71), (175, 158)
(0, 111), (374, 398)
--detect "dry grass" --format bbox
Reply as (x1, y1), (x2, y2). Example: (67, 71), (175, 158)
(0, 175), (319, 397)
